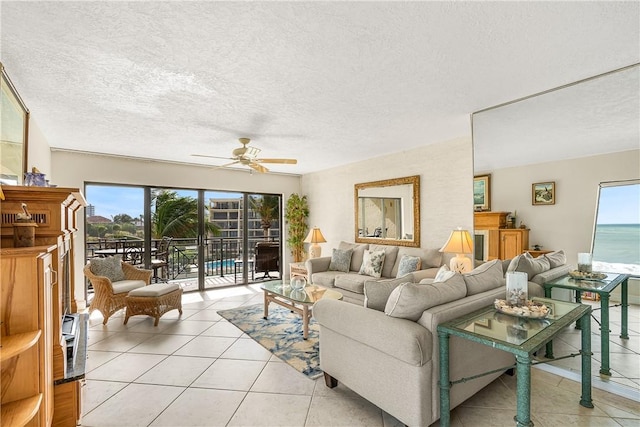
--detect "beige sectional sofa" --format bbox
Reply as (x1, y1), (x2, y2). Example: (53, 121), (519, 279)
(305, 241), (453, 304)
(313, 249), (571, 427)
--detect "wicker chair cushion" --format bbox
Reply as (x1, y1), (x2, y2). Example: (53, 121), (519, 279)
(112, 280), (147, 294)
(90, 255), (126, 282)
(128, 283), (180, 297)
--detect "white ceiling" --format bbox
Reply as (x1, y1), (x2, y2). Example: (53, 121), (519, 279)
(1, 2), (639, 175)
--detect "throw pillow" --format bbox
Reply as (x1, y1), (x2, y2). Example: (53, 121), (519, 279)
(396, 255), (422, 278)
(434, 264), (455, 282)
(329, 248), (353, 273)
(385, 273), (466, 321)
(338, 241), (368, 272)
(544, 250), (566, 268)
(507, 252), (551, 280)
(359, 249), (386, 278)
(463, 259), (504, 296)
(90, 255), (125, 282)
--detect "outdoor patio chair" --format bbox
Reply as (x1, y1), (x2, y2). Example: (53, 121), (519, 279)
(151, 236), (172, 283)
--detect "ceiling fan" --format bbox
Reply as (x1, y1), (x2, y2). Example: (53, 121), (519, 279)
(192, 138), (297, 173)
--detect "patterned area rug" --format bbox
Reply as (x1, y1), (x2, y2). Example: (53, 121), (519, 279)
(217, 303), (322, 379)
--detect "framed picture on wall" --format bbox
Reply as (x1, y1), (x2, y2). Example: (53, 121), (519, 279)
(532, 181), (556, 205)
(473, 174), (491, 211)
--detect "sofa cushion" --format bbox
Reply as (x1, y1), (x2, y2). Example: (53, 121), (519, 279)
(544, 250), (566, 268)
(312, 271), (343, 288)
(364, 277), (410, 311)
(384, 273), (466, 321)
(391, 247), (442, 277)
(112, 279), (146, 294)
(507, 252), (551, 280)
(329, 248), (353, 273)
(370, 244), (400, 278)
(90, 255), (125, 282)
(396, 254), (422, 278)
(359, 249), (386, 278)
(463, 259), (504, 296)
(335, 274), (370, 294)
(338, 241), (369, 272)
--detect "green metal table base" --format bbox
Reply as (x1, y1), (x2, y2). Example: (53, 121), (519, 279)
(544, 275), (629, 376)
(439, 309), (592, 427)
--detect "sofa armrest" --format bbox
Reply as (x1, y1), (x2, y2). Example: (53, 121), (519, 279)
(410, 267), (439, 282)
(314, 299), (432, 366)
(305, 256), (331, 277)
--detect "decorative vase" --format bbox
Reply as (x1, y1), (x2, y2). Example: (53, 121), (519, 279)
(506, 271), (528, 306)
(577, 253), (592, 273)
(13, 221), (38, 247)
(291, 276), (307, 291)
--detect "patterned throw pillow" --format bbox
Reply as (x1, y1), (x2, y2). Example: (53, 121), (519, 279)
(89, 255), (125, 282)
(359, 249), (386, 278)
(329, 248), (353, 273)
(434, 264), (455, 283)
(396, 255), (422, 278)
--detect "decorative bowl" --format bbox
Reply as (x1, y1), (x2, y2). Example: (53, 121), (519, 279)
(494, 299), (550, 319)
(568, 270), (607, 280)
(291, 276), (307, 291)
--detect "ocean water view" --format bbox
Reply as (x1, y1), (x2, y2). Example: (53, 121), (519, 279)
(592, 223), (640, 276)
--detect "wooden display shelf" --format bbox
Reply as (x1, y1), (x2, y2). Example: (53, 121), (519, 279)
(0, 330), (41, 362)
(0, 394), (43, 426)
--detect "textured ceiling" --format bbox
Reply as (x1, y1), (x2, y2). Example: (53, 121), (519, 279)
(1, 2), (639, 175)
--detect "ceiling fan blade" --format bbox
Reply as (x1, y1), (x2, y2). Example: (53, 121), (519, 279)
(213, 161), (240, 170)
(248, 162), (269, 173)
(192, 154), (234, 160)
(254, 158), (297, 164)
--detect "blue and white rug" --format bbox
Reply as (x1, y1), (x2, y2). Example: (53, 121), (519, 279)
(217, 303), (322, 379)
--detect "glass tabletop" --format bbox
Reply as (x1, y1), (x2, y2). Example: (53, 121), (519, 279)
(440, 297), (586, 349)
(261, 280), (342, 304)
(543, 272), (627, 293)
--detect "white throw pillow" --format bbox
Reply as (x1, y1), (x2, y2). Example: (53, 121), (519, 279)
(359, 249), (386, 278)
(385, 273), (467, 321)
(434, 265), (455, 282)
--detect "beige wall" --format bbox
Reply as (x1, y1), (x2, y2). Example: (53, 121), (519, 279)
(51, 150), (302, 306)
(486, 149), (640, 303)
(26, 118), (52, 177)
(301, 136), (474, 253)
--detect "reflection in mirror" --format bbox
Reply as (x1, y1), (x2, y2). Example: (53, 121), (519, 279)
(355, 175), (420, 247)
(0, 64), (29, 185)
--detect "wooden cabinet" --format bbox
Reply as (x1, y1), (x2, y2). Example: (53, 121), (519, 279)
(499, 229), (529, 260)
(474, 212), (529, 261)
(1, 246), (55, 426)
(1, 186), (87, 426)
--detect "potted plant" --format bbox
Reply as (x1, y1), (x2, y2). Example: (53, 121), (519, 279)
(284, 194), (309, 262)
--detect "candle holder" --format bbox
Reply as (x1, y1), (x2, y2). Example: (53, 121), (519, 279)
(506, 271), (528, 306)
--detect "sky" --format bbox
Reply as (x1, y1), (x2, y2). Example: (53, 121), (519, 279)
(596, 183), (640, 224)
(85, 185), (242, 219)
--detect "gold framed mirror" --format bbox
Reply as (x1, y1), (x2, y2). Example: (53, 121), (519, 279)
(1, 63), (29, 186)
(354, 175), (420, 247)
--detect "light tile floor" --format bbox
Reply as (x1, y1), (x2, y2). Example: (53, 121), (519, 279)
(81, 285), (640, 427)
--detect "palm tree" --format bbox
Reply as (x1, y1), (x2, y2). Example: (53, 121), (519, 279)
(250, 195), (280, 239)
(152, 190), (219, 238)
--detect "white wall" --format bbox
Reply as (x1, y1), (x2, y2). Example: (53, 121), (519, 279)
(26, 117), (51, 177)
(301, 137), (474, 252)
(51, 150), (302, 306)
(485, 149), (640, 303)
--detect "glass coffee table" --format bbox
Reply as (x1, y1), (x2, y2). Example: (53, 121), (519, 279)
(543, 272), (629, 375)
(261, 280), (342, 339)
(438, 297), (592, 427)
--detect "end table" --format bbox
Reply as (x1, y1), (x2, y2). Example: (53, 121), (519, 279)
(289, 261), (309, 281)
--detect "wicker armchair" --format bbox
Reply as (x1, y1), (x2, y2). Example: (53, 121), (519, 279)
(84, 261), (153, 324)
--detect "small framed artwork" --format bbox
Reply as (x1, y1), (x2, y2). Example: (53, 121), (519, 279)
(473, 174), (491, 211)
(532, 181), (556, 205)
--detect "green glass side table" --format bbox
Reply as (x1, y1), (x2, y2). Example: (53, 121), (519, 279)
(438, 297), (592, 427)
(543, 272), (629, 375)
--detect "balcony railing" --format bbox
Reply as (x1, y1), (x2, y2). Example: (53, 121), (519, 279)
(86, 236), (280, 283)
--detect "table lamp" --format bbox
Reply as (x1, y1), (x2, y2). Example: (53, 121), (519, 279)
(440, 228), (474, 273)
(304, 227), (327, 258)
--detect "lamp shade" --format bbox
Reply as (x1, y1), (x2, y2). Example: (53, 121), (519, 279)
(439, 228), (474, 254)
(304, 227), (327, 244)
(304, 227), (326, 258)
